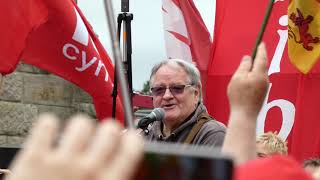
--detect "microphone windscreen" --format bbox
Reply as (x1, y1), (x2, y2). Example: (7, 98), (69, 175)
(152, 108), (165, 121)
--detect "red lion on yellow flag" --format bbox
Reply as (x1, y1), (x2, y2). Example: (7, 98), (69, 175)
(288, 0), (320, 74)
(289, 8), (319, 51)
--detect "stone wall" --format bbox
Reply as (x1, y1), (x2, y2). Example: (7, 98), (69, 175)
(0, 63), (96, 146)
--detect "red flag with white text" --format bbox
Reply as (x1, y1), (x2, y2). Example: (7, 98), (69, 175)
(162, 0), (212, 93)
(0, 0), (124, 122)
(207, 0), (320, 161)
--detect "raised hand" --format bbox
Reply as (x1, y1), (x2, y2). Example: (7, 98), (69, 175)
(6, 114), (143, 180)
(227, 43), (269, 117)
(223, 43), (269, 164)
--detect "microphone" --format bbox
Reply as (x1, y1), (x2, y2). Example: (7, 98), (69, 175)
(137, 108), (165, 129)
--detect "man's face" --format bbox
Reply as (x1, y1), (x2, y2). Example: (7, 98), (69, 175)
(151, 64), (200, 129)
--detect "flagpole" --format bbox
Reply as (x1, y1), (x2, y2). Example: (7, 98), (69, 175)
(103, 0), (134, 128)
(251, 0), (275, 59)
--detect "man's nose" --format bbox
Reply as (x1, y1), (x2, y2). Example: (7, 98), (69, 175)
(162, 88), (174, 99)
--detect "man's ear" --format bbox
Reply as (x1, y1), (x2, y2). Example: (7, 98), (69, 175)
(194, 85), (201, 99)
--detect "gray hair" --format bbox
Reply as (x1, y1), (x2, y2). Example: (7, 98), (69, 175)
(149, 59), (203, 102)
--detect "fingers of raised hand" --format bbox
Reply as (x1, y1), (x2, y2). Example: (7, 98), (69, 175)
(101, 130), (144, 180)
(23, 113), (59, 156)
(249, 43), (269, 90)
(9, 114), (143, 180)
(228, 43), (270, 110)
(234, 56), (252, 76)
(84, 120), (122, 169)
(57, 114), (95, 156)
(237, 43), (269, 89)
(252, 43), (268, 74)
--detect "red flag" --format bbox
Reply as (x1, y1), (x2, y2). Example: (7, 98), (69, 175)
(207, 0), (320, 161)
(162, 0), (212, 94)
(0, 0), (124, 122)
(0, 0), (47, 74)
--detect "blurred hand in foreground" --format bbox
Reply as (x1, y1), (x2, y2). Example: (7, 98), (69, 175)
(6, 114), (144, 180)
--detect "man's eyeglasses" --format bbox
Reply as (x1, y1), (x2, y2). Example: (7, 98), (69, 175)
(150, 84), (193, 96)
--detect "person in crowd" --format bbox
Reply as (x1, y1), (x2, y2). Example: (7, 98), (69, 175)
(143, 58), (226, 146)
(303, 158), (320, 175)
(256, 132), (288, 158)
(5, 114), (143, 180)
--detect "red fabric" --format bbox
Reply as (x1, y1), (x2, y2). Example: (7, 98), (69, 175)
(207, 0), (320, 161)
(235, 156), (313, 180)
(162, 0), (212, 95)
(0, 0), (124, 122)
(0, 0), (48, 74)
(177, 0), (212, 94)
(176, 0), (212, 73)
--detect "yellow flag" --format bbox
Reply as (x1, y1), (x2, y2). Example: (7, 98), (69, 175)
(288, 0), (320, 74)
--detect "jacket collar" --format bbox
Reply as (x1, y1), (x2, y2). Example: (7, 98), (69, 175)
(150, 103), (207, 140)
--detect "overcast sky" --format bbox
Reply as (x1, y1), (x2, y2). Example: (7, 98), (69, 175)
(77, 0), (215, 91)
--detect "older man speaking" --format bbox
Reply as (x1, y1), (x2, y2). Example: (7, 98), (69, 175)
(143, 59), (226, 147)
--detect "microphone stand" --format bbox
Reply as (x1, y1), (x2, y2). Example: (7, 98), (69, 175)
(103, 0), (134, 128)
(111, 1), (134, 120)
(118, 13), (133, 96)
